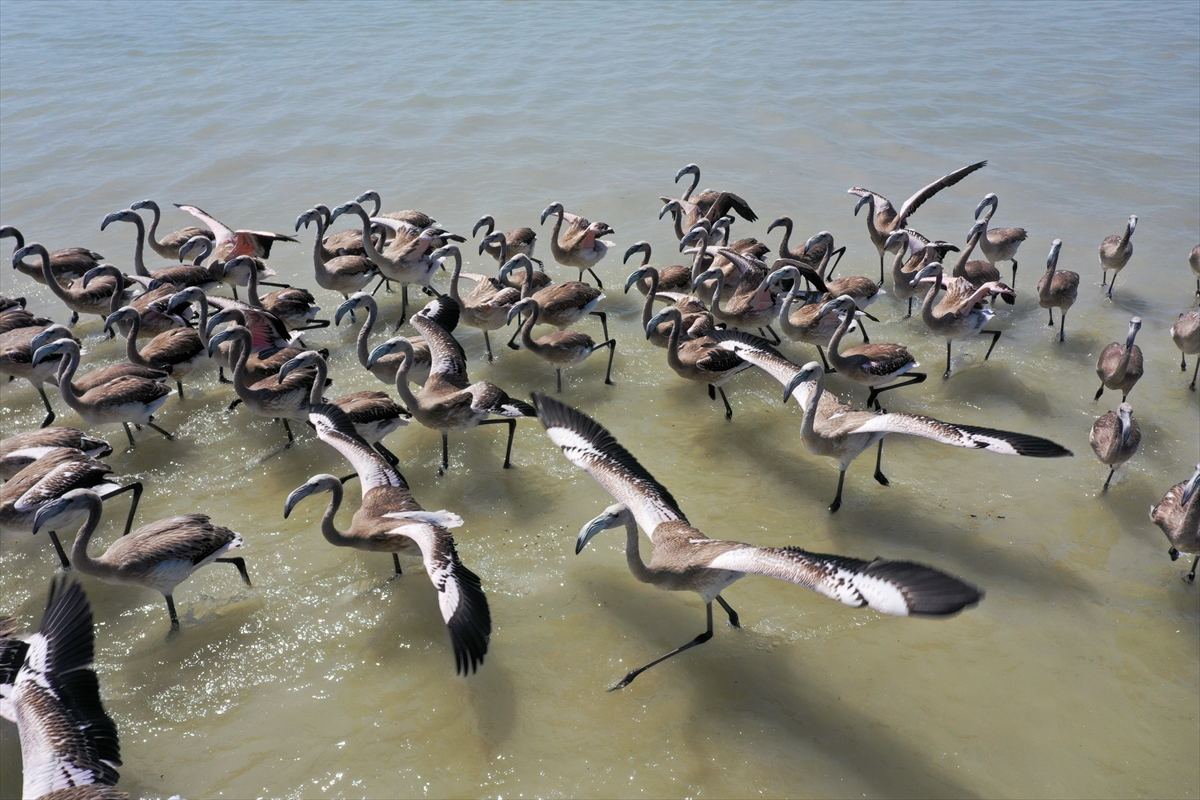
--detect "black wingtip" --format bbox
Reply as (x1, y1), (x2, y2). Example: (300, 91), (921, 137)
(864, 559), (984, 617)
(446, 560), (491, 676)
(37, 576), (122, 782)
(956, 423), (1074, 458)
(418, 294), (461, 333)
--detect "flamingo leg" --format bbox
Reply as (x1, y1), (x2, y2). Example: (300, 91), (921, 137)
(608, 602), (715, 692)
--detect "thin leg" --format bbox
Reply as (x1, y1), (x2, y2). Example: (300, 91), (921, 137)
(1102, 466), (1115, 492)
(165, 595), (180, 631)
(707, 384), (716, 401)
(868, 372), (926, 411)
(439, 431), (450, 475)
(227, 398), (242, 411)
(715, 595), (740, 628)
(123, 422), (136, 450)
(1101, 269), (1107, 287)
(878, 252), (885, 286)
(372, 275), (387, 296)
(556, 368), (563, 394)
(590, 310), (609, 341)
(219, 367), (232, 384)
(857, 317), (870, 344)
(1190, 358), (1198, 391)
(1188, 555), (1198, 582)
(1059, 311), (1067, 342)
(1181, 353), (1188, 372)
(1047, 308), (1054, 327)
(36, 387), (55, 428)
(399, 284), (410, 322)
(298, 319), (331, 331)
(506, 325), (522, 350)
(215, 556), (252, 586)
(765, 325), (781, 345)
(282, 419), (295, 446)
(825, 247), (846, 280)
(232, 286), (240, 302)
(69, 311), (79, 326)
(99, 481), (143, 536)
(483, 330), (494, 363)
(717, 387), (733, 420)
(873, 439), (889, 486)
(373, 441), (400, 466)
(175, 380), (185, 399)
(608, 602), (715, 692)
(47, 531), (70, 569)
(816, 346), (833, 373)
(586, 267), (604, 289)
(830, 470), (846, 514)
(905, 296), (913, 319)
(1106, 271), (1117, 299)
(602, 340), (616, 385)
(1011, 259), (1018, 289)
(982, 329), (1003, 360)
(1094, 383), (1106, 402)
(392, 553), (403, 576)
(944, 341), (953, 379)
(147, 421), (174, 440)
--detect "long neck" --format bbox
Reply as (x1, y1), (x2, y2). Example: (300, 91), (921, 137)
(777, 219), (793, 259)
(689, 233), (710, 280)
(798, 371), (824, 451)
(319, 483), (351, 546)
(393, 349), (420, 409)
(707, 275), (726, 318)
(305, 358), (325, 406)
(448, 252), (464, 303)
(128, 216), (149, 277)
(246, 262), (263, 308)
(827, 307), (854, 356)
(310, 213), (331, 271)
(494, 237), (508, 267)
(640, 269), (659, 333)
(682, 171), (699, 202)
(69, 494), (117, 579)
(123, 314), (150, 366)
(671, 209), (684, 241)
(863, 196), (883, 242)
(144, 203), (163, 249)
(1120, 222), (1133, 248)
(193, 299), (210, 346)
(664, 312), (684, 373)
(892, 245), (914, 283)
(549, 209), (566, 256)
(518, 304), (541, 353)
(56, 348), (83, 405)
(107, 269), (126, 315)
(229, 337), (252, 398)
(355, 301), (378, 369)
(353, 207), (386, 266)
(952, 233), (981, 276)
(519, 263), (535, 300)
(38, 251), (74, 306)
(623, 519), (656, 585)
(777, 279), (800, 336)
(920, 272), (944, 324)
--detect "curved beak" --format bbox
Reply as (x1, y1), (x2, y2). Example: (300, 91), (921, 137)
(32, 341), (64, 366)
(207, 327), (234, 357)
(31, 497), (70, 536)
(766, 217), (788, 234)
(367, 339), (404, 369)
(622, 241), (647, 265)
(540, 204), (558, 225)
(505, 300), (531, 327)
(102, 309), (126, 337)
(691, 267), (720, 292)
(1047, 240), (1062, 266)
(674, 163), (698, 184)
(328, 203), (353, 223)
(334, 297), (359, 326)
(782, 370), (808, 404)
(624, 268), (647, 294)
(973, 194), (996, 220)
(471, 216), (492, 239)
(646, 310), (671, 338)
(576, 510), (618, 554)
(283, 483), (316, 519)
(81, 265), (109, 288)
(853, 195), (870, 216)
(99, 210), (128, 231)
(295, 210), (313, 232)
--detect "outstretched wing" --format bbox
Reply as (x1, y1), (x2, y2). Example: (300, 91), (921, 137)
(533, 394), (686, 537)
(174, 204), (233, 247)
(704, 545), (982, 617)
(308, 403), (410, 494)
(895, 161), (988, 226)
(379, 514), (491, 675)
(848, 414), (1073, 457)
(15, 577), (121, 797)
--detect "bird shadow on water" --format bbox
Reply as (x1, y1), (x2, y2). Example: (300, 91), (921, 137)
(576, 576), (981, 799)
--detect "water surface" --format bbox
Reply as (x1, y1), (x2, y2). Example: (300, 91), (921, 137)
(1, 2), (1198, 798)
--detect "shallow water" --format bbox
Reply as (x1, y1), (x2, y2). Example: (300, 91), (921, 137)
(1, 1), (1198, 798)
